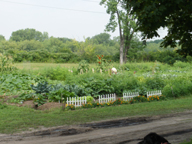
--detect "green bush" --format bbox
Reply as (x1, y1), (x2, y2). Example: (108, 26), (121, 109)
(77, 60), (89, 73)
(42, 66), (73, 81)
(162, 79), (192, 98)
(111, 73), (139, 96)
(144, 75), (165, 90)
(173, 60), (191, 68)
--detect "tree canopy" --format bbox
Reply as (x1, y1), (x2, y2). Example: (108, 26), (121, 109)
(10, 28), (49, 42)
(130, 0), (192, 56)
(0, 35), (5, 41)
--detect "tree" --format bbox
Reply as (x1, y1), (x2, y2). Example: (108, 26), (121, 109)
(100, 0), (137, 64)
(0, 35), (5, 41)
(10, 28), (49, 42)
(73, 38), (96, 62)
(90, 33), (112, 45)
(130, 0), (192, 56)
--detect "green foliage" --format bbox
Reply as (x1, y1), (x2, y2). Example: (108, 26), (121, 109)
(100, 0), (138, 64)
(31, 81), (52, 94)
(0, 53), (16, 72)
(173, 61), (191, 68)
(81, 77), (115, 96)
(0, 73), (44, 95)
(144, 75), (165, 90)
(48, 88), (75, 102)
(77, 60), (89, 73)
(186, 55), (192, 63)
(83, 96), (94, 103)
(33, 93), (47, 106)
(0, 35), (5, 42)
(0, 103), (7, 109)
(129, 96), (148, 104)
(16, 92), (34, 101)
(10, 28), (48, 42)
(96, 55), (111, 71)
(63, 84), (88, 97)
(133, 86), (151, 96)
(42, 66), (72, 81)
(180, 139), (192, 144)
(131, 0), (192, 56)
(162, 79), (192, 98)
(111, 73), (139, 95)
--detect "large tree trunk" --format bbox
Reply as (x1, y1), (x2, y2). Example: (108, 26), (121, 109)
(120, 40), (124, 65)
(124, 44), (130, 63)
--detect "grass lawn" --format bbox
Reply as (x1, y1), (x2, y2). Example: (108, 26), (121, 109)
(14, 62), (80, 70)
(1, 95), (192, 134)
(181, 139), (192, 144)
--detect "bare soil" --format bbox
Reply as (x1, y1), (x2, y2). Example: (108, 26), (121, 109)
(1, 110), (192, 144)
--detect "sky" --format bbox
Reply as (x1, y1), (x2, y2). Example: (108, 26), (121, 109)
(0, 0), (168, 41)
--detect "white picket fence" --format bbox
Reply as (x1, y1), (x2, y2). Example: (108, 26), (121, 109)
(123, 92), (139, 101)
(66, 97), (87, 107)
(147, 90), (162, 97)
(99, 93), (116, 103)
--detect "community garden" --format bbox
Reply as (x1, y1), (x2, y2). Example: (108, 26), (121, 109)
(1, 53), (192, 138)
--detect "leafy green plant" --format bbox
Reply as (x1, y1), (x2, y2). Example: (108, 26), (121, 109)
(81, 77), (114, 96)
(0, 52), (16, 73)
(63, 84), (88, 96)
(144, 75), (165, 90)
(33, 93), (47, 106)
(84, 96), (94, 103)
(31, 81), (52, 95)
(77, 60), (89, 73)
(0, 73), (44, 95)
(48, 88), (75, 102)
(42, 66), (72, 81)
(173, 60), (190, 68)
(96, 55), (111, 72)
(16, 92), (34, 101)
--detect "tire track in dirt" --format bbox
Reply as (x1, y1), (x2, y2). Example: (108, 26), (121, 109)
(1, 110), (192, 144)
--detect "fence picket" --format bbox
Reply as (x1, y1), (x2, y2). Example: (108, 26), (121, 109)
(99, 93), (116, 104)
(123, 92), (139, 101)
(147, 90), (162, 97)
(66, 96), (87, 107)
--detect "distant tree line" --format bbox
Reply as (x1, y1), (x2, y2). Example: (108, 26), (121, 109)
(0, 29), (121, 63)
(0, 28), (188, 64)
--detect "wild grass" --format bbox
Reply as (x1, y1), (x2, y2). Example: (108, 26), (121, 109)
(180, 139), (192, 144)
(1, 95), (192, 134)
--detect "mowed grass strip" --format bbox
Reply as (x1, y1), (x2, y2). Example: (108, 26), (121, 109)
(14, 63), (79, 70)
(1, 96), (192, 134)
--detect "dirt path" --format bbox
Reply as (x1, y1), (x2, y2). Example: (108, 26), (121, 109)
(1, 110), (192, 144)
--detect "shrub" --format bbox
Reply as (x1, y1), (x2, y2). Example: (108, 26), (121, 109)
(173, 60), (191, 68)
(77, 60), (89, 73)
(162, 79), (192, 98)
(42, 66), (72, 81)
(144, 75), (165, 90)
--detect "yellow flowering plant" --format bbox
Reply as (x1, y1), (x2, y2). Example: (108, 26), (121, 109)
(66, 104), (75, 110)
(33, 93), (47, 106)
